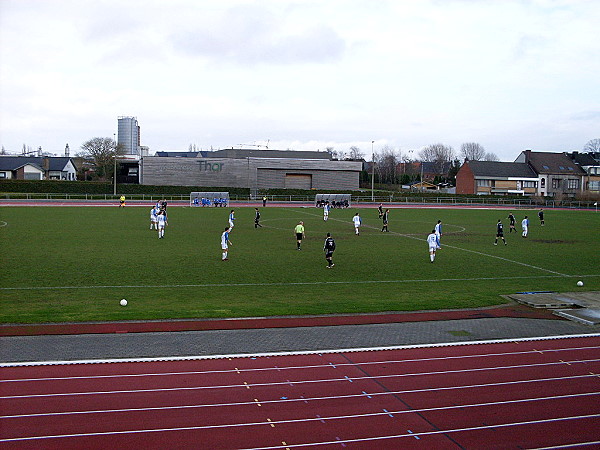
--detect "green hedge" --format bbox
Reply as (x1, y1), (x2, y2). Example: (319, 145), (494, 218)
(0, 179), (547, 202)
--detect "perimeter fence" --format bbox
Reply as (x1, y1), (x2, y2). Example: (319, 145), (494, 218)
(1, 192), (597, 209)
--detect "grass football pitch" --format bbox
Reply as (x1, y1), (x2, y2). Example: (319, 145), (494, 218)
(1, 205), (598, 324)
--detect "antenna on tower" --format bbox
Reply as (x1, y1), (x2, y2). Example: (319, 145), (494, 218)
(65, 144), (70, 157)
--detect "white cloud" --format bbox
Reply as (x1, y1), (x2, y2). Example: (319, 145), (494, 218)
(1, 0), (599, 159)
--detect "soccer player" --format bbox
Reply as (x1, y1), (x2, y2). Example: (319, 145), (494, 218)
(538, 209), (545, 226)
(427, 229), (438, 263)
(119, 195), (126, 207)
(157, 210), (168, 239)
(522, 215), (529, 238)
(323, 202), (330, 221)
(494, 219), (507, 246)
(378, 203), (384, 219)
(221, 226), (232, 260)
(352, 212), (361, 235)
(323, 233), (336, 268)
(507, 212), (516, 233)
(381, 209), (390, 232)
(228, 210), (235, 230)
(262, 196), (267, 207)
(434, 220), (443, 249)
(150, 206), (159, 230)
(294, 221), (305, 250)
(254, 208), (262, 228)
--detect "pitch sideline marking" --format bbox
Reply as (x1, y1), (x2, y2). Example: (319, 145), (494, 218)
(2, 273), (598, 291)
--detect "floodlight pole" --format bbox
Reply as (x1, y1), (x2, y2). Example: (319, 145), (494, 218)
(371, 140), (375, 202)
(113, 134), (117, 196)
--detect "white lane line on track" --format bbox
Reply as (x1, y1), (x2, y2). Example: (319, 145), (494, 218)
(2, 273), (597, 291)
(296, 208), (570, 276)
(3, 333), (599, 367)
(2, 409), (599, 444)
(3, 345), (599, 384)
(1, 376), (598, 420)
(3, 358), (599, 399)
(241, 414), (600, 449)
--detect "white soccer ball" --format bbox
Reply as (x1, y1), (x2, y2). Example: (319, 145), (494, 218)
(120, 299), (128, 306)
(577, 281), (584, 287)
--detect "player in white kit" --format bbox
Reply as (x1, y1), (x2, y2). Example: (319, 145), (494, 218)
(434, 220), (442, 249)
(522, 216), (529, 238)
(352, 212), (361, 235)
(150, 206), (159, 230)
(427, 229), (438, 263)
(157, 210), (168, 239)
(221, 226), (232, 260)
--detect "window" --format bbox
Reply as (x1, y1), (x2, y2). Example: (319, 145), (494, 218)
(567, 179), (579, 190)
(476, 179), (491, 187)
(523, 181), (537, 188)
(559, 166), (565, 170)
(0, 172), (6, 179)
(543, 165), (550, 170)
(568, 167), (574, 171)
(551, 178), (561, 189)
(588, 181), (600, 191)
(541, 178), (545, 187)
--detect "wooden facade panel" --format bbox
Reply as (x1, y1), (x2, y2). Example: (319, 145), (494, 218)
(141, 157), (362, 190)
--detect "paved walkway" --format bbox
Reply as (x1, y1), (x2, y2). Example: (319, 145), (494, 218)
(2, 308), (599, 364)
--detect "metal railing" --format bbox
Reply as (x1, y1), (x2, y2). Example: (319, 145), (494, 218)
(0, 192), (597, 209)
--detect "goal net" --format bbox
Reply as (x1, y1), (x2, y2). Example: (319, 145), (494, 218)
(315, 193), (351, 208)
(190, 192), (230, 207)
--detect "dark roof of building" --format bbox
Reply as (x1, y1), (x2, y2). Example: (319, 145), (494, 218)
(0, 156), (74, 171)
(465, 160), (537, 178)
(516, 151), (586, 175)
(155, 152), (203, 157)
(566, 152), (598, 166)
(155, 149), (332, 160)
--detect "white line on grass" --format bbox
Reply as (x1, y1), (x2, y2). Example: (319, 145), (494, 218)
(294, 208), (570, 276)
(1, 273), (598, 291)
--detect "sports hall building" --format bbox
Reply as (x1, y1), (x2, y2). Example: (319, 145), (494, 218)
(140, 149), (363, 190)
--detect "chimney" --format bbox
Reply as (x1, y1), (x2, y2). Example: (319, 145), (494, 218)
(65, 143), (70, 157)
(524, 149), (531, 163)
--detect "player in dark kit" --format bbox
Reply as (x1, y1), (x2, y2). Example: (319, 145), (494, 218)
(494, 219), (507, 246)
(507, 212), (516, 233)
(254, 208), (262, 228)
(381, 209), (389, 232)
(538, 209), (545, 226)
(378, 204), (384, 219)
(323, 233), (336, 268)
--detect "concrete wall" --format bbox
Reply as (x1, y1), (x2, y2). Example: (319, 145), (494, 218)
(140, 157), (362, 190)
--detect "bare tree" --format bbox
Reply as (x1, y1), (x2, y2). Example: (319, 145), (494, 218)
(484, 152), (500, 161)
(375, 146), (398, 184)
(326, 146), (345, 160)
(583, 138), (600, 152)
(419, 143), (455, 177)
(347, 145), (364, 160)
(78, 137), (123, 180)
(460, 142), (486, 161)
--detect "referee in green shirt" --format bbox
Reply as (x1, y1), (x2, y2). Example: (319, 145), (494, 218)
(294, 221), (305, 250)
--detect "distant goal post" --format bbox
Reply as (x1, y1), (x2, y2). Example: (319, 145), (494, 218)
(315, 193), (351, 208)
(190, 192), (230, 207)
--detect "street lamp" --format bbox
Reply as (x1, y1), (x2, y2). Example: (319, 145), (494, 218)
(371, 140), (375, 202)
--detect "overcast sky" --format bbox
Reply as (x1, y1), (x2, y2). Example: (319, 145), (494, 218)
(1, 0), (598, 161)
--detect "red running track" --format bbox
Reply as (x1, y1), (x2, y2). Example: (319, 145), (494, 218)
(2, 335), (600, 449)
